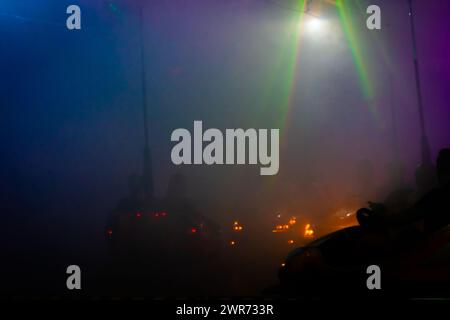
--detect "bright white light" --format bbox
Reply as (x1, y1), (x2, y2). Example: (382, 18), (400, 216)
(306, 17), (323, 33)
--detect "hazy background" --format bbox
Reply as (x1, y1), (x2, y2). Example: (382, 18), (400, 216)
(0, 0), (449, 295)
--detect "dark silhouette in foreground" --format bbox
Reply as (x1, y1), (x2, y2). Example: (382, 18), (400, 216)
(357, 148), (449, 234)
(278, 149), (450, 297)
(103, 172), (223, 296)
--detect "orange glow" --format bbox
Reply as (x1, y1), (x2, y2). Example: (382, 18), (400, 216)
(233, 221), (243, 232)
(281, 263), (286, 267)
(230, 240), (236, 246)
(332, 209), (358, 231)
(272, 224), (287, 233)
(288, 217), (297, 225)
(304, 224), (315, 238)
(288, 239), (294, 244)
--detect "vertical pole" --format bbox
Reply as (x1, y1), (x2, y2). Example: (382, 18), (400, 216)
(140, 1), (153, 197)
(407, 0), (431, 165)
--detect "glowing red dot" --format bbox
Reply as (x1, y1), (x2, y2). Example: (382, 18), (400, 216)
(136, 212), (142, 218)
(191, 228), (197, 234)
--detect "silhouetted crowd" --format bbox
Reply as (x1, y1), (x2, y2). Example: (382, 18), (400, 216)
(357, 148), (450, 237)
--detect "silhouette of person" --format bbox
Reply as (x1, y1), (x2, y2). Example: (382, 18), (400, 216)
(357, 160), (412, 228)
(358, 149), (450, 235)
(115, 174), (148, 212)
(408, 148), (450, 233)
